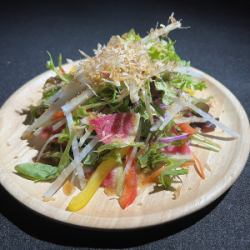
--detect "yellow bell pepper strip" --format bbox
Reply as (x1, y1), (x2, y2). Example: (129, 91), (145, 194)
(67, 147), (129, 212)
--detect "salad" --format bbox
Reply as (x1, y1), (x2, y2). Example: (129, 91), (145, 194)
(16, 14), (238, 211)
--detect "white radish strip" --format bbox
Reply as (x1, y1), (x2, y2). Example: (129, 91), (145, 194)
(79, 129), (92, 147)
(149, 116), (164, 132)
(46, 88), (63, 105)
(181, 98), (239, 138)
(150, 101), (183, 131)
(160, 102), (183, 130)
(43, 137), (99, 200)
(62, 90), (93, 114)
(43, 163), (75, 200)
(175, 117), (206, 124)
(52, 119), (66, 131)
(22, 82), (89, 138)
(62, 110), (85, 189)
(37, 133), (60, 161)
(78, 136), (99, 161)
(48, 80), (85, 105)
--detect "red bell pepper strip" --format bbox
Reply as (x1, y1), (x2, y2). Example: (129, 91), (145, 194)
(52, 111), (65, 121)
(178, 123), (197, 135)
(119, 160), (137, 209)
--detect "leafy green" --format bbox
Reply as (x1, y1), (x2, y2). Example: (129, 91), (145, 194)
(15, 163), (57, 181)
(148, 39), (181, 63)
(42, 86), (60, 101)
(159, 159), (188, 189)
(134, 101), (149, 120)
(142, 80), (154, 123)
(152, 72), (206, 106)
(101, 149), (124, 166)
(46, 52), (72, 83)
(122, 29), (141, 42)
(191, 134), (221, 152)
(154, 79), (177, 105)
(40, 151), (63, 166)
(98, 84), (120, 103)
(140, 118), (151, 139)
(96, 142), (145, 153)
(138, 143), (169, 169)
(57, 132), (74, 173)
(20, 103), (47, 125)
(108, 97), (131, 113)
(168, 73), (206, 91)
(58, 129), (70, 143)
(113, 151), (123, 166)
(83, 152), (99, 166)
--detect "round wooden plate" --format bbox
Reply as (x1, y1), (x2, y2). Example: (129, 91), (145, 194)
(0, 65), (249, 229)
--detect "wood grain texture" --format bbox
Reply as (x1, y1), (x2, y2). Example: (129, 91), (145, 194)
(0, 65), (249, 229)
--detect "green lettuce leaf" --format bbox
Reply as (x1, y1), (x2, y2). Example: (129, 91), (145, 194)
(15, 163), (57, 181)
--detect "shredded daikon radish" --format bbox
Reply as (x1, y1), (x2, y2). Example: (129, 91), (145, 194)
(36, 133), (60, 161)
(78, 136), (99, 160)
(43, 137), (99, 200)
(79, 129), (93, 147)
(52, 119), (66, 131)
(23, 81), (88, 138)
(150, 100), (183, 131)
(160, 102), (183, 130)
(47, 80), (86, 105)
(61, 109), (85, 189)
(43, 163), (75, 201)
(175, 117), (206, 124)
(181, 97), (239, 138)
(61, 90), (93, 114)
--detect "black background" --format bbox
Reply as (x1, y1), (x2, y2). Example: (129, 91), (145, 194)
(0, 1), (249, 249)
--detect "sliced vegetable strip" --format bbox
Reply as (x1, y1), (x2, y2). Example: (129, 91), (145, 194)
(119, 160), (138, 209)
(67, 148), (129, 211)
(178, 123), (197, 135)
(192, 153), (205, 179)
